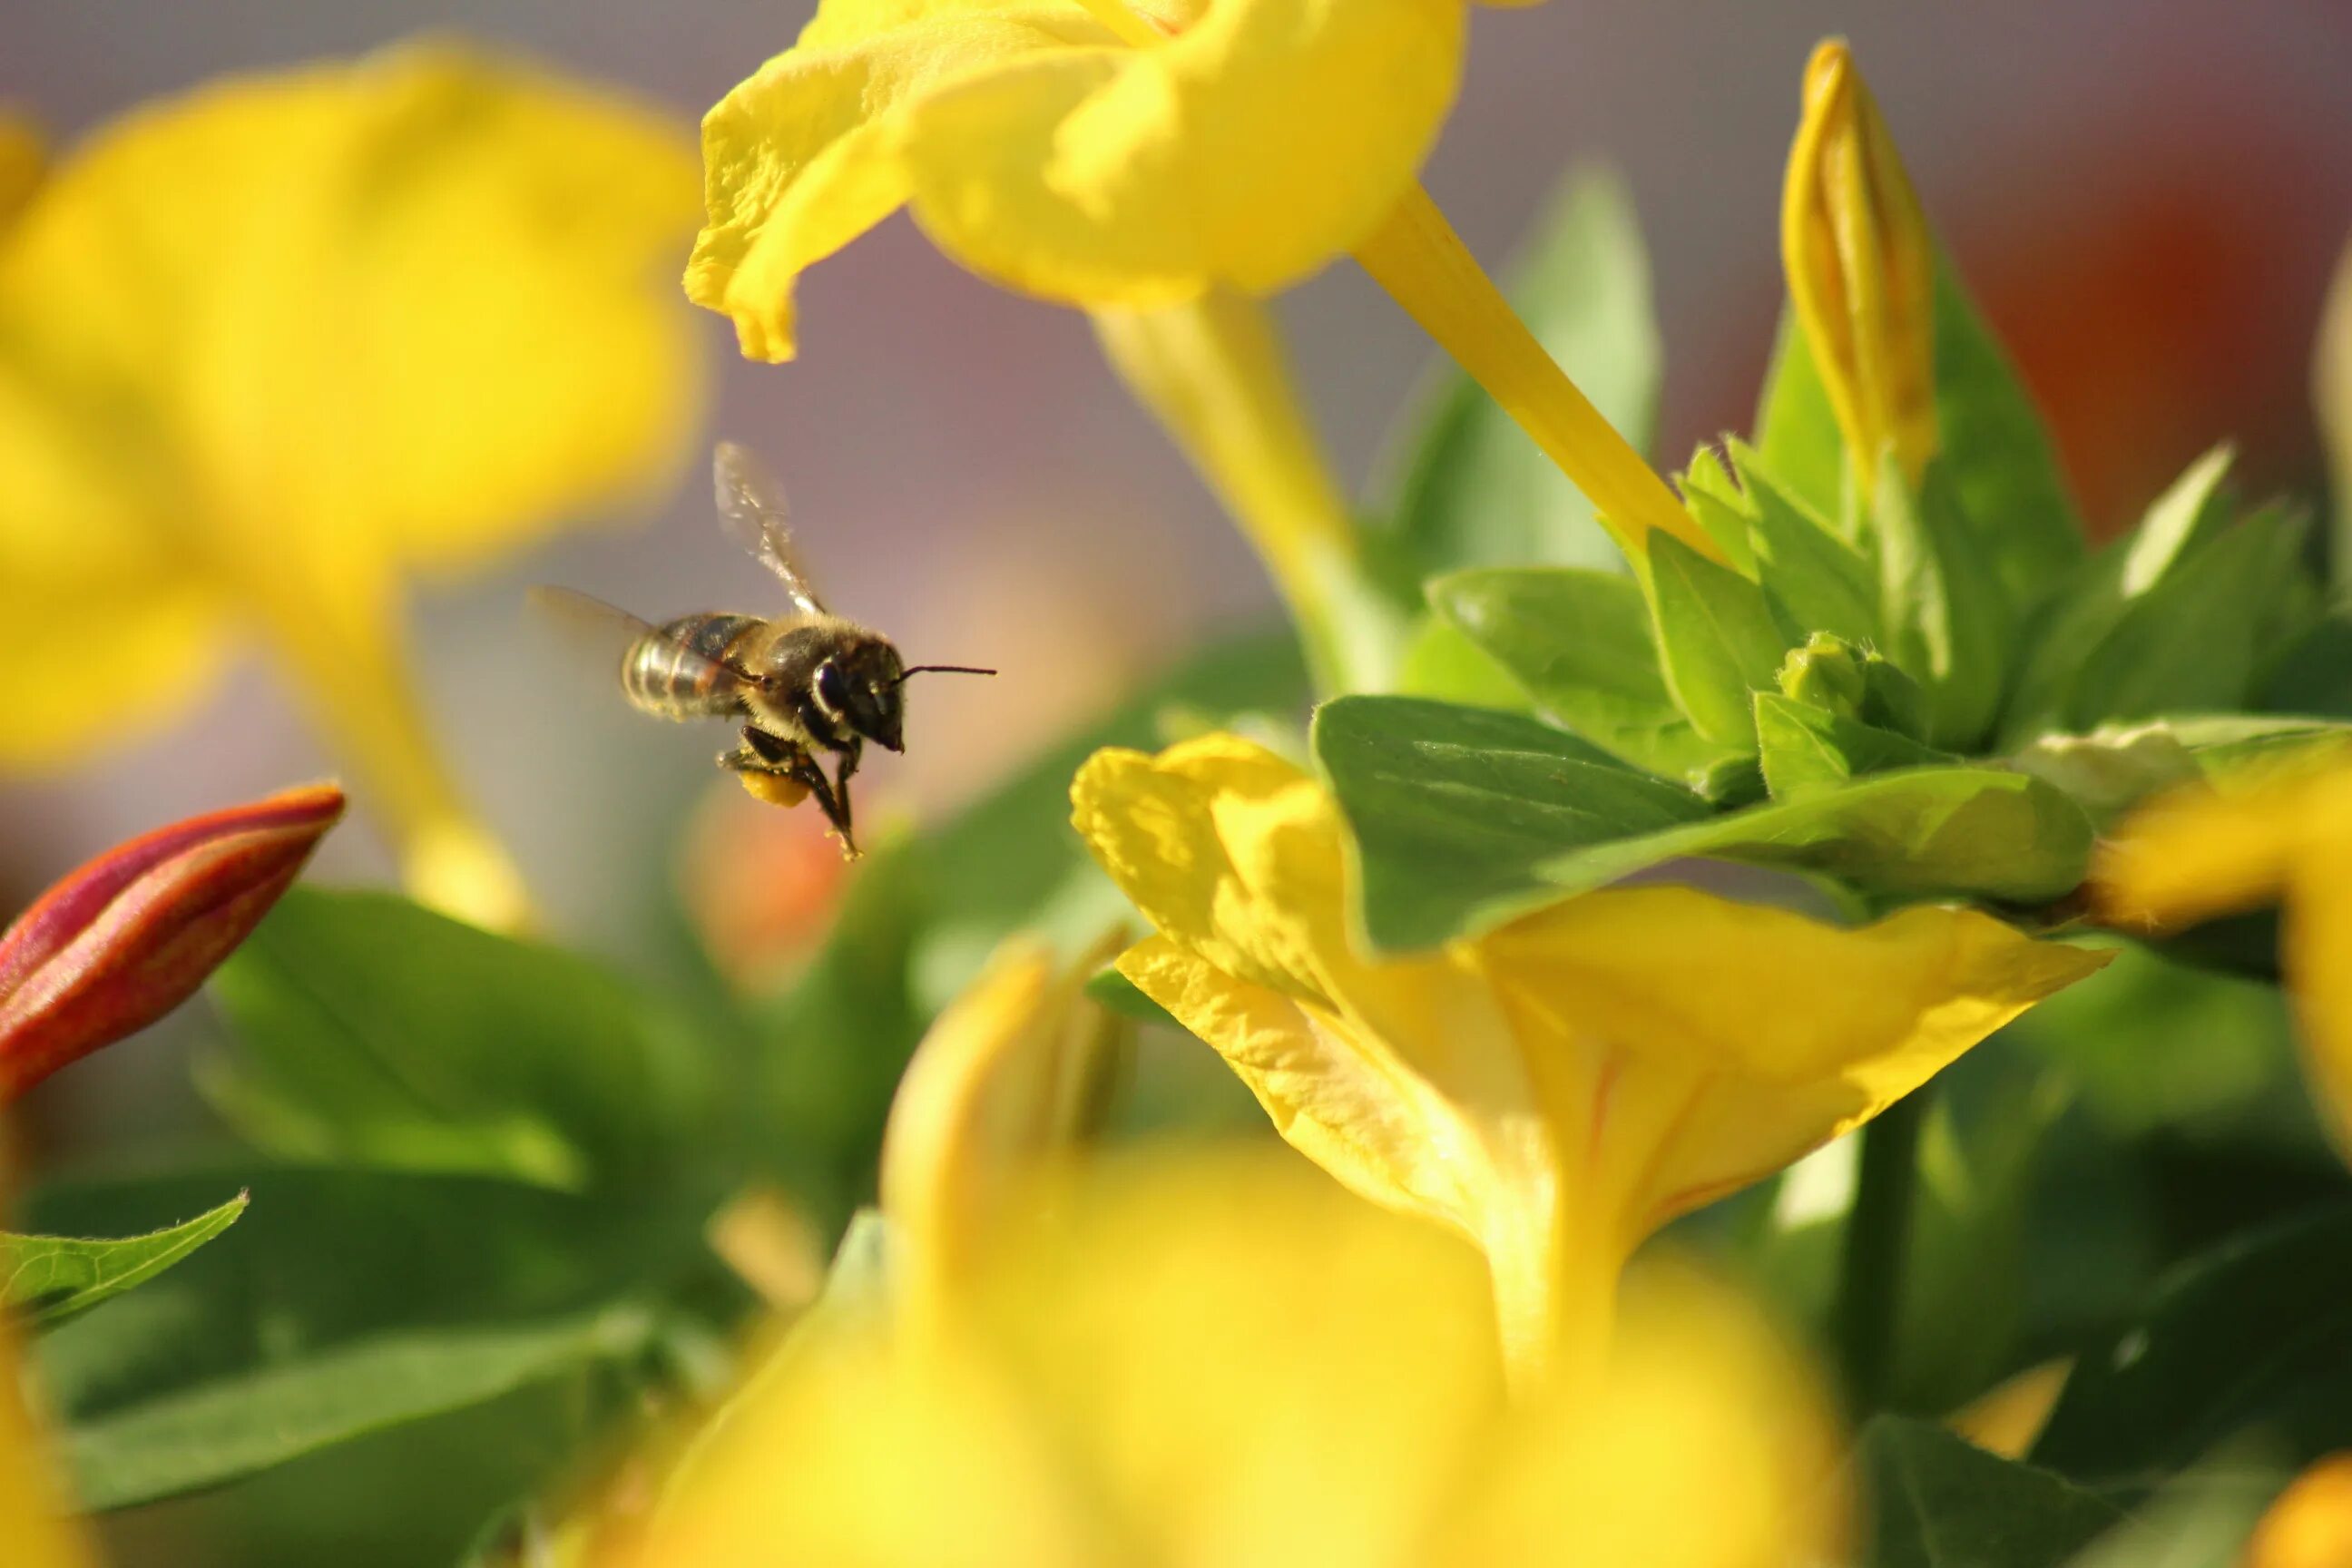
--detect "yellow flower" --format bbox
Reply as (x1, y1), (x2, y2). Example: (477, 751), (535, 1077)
(691, 0), (1716, 612)
(2091, 753), (2352, 1157)
(603, 1153), (1848, 1568)
(0, 44), (703, 926)
(1071, 735), (2108, 1384)
(877, 932), (1125, 1335)
(1780, 38), (1937, 489)
(688, 0), (1465, 360)
(2246, 1453), (2352, 1568)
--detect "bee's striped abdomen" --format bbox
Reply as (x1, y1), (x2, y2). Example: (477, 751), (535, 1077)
(622, 612), (762, 720)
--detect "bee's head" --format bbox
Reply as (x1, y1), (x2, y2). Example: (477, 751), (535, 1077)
(814, 639), (907, 753)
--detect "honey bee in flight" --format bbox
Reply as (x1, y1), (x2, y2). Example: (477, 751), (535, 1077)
(534, 442), (994, 857)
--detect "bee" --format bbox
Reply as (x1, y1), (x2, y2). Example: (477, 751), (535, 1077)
(533, 441), (993, 858)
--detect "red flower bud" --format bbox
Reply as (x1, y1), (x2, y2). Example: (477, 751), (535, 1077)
(0, 784), (345, 1102)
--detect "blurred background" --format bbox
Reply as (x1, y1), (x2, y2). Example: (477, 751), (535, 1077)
(5, 1), (2350, 1146)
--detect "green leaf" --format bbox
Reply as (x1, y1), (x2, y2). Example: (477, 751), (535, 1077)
(2068, 506), (2315, 730)
(1318, 699), (2090, 947)
(1730, 439), (1881, 648)
(1874, 458), (2014, 750)
(1392, 614), (1535, 715)
(1754, 693), (1952, 799)
(2033, 1206), (2352, 1492)
(1931, 263), (2087, 612)
(1676, 446), (1759, 574)
(1312, 696), (1711, 951)
(1380, 167), (1660, 578)
(1426, 566), (1748, 789)
(2000, 448), (2239, 745)
(1753, 305), (1848, 527)
(67, 1308), (653, 1510)
(204, 890), (709, 1191)
(19, 1166), (714, 1516)
(1858, 1416), (2124, 1568)
(1646, 533), (1793, 747)
(1, 1193), (249, 1329)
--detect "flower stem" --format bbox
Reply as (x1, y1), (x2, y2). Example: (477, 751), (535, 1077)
(1353, 183), (1722, 569)
(1093, 290), (1402, 694)
(1833, 1086), (1926, 1409)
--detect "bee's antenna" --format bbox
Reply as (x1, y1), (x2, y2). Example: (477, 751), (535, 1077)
(895, 664), (997, 685)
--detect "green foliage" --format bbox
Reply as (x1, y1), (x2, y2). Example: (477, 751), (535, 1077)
(1318, 689), (2092, 949)
(1646, 531), (1793, 747)
(1, 1193), (248, 1328)
(1379, 167), (1660, 581)
(1857, 1417), (2125, 1568)
(2033, 1206), (2352, 1493)
(204, 890), (710, 1191)
(1312, 695), (1710, 951)
(1426, 566), (1748, 790)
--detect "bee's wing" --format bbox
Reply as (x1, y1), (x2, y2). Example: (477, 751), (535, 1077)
(713, 441), (827, 619)
(526, 585), (750, 699)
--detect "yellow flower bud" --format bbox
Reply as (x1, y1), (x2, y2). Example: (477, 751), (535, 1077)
(1781, 39), (1937, 487)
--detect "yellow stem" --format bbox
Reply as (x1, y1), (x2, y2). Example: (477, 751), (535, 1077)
(1354, 183), (1720, 569)
(1093, 289), (1400, 693)
(254, 589), (534, 931)
(1485, 1193), (1623, 1401)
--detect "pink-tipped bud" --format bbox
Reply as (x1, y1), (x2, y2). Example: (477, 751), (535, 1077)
(0, 784), (345, 1103)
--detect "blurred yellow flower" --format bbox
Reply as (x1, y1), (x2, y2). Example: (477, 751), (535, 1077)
(2245, 1453), (2352, 1568)
(691, 0), (1715, 600)
(1071, 735), (2108, 1383)
(2091, 752), (2352, 1156)
(1781, 38), (1937, 488)
(877, 932), (1124, 1335)
(0, 43), (703, 925)
(603, 1155), (1847, 1568)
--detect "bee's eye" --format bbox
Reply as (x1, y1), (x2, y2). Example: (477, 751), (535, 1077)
(815, 661), (848, 710)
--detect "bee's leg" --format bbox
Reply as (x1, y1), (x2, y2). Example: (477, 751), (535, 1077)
(734, 728), (857, 856)
(830, 741), (863, 843)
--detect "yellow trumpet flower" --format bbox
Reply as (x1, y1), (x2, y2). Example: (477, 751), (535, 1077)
(1070, 735), (2108, 1385)
(691, 0), (1715, 652)
(0, 44), (703, 926)
(605, 1155), (1848, 1568)
(2091, 753), (2352, 1160)
(1781, 38), (1938, 488)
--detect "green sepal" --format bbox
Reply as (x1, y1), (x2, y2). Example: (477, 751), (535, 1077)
(1752, 304), (1847, 529)
(1426, 566), (1750, 792)
(1645, 531), (1792, 748)
(1675, 445), (1759, 574)
(1730, 438), (1881, 649)
(1873, 456), (2014, 750)
(2000, 446), (2239, 745)
(1929, 260), (2087, 612)
(1754, 692), (1954, 800)
(2005, 715), (2352, 823)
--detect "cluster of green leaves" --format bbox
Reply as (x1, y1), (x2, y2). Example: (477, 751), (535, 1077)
(1336, 172), (2347, 959)
(1345, 168), (2352, 1564)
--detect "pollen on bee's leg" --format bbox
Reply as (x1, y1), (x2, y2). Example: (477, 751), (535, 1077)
(738, 770), (810, 809)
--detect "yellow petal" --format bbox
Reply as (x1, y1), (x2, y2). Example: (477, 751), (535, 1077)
(691, 0), (1465, 358)
(2246, 1453), (2352, 1568)
(603, 1156), (1843, 1568)
(878, 934), (1122, 1324)
(2318, 241), (2352, 566)
(691, 10), (1107, 360)
(2089, 767), (2328, 931)
(1483, 888), (2109, 1230)
(1781, 39), (1936, 485)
